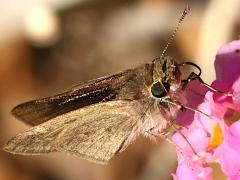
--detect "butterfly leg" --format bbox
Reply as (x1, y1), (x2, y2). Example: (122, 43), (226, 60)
(147, 128), (170, 139)
(146, 129), (184, 155)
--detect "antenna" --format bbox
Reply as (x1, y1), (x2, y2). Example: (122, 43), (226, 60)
(157, 5), (190, 60)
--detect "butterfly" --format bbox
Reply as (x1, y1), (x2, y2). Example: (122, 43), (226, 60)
(4, 6), (200, 164)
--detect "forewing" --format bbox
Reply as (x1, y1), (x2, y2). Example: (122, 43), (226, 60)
(4, 100), (143, 164)
(11, 72), (128, 126)
(11, 63), (153, 126)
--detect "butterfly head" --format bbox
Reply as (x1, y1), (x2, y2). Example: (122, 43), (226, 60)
(151, 56), (181, 99)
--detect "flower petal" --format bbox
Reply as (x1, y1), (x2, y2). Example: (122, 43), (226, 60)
(173, 158), (213, 180)
(215, 40), (240, 88)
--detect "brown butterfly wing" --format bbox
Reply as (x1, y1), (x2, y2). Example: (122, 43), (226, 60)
(55, 100), (142, 164)
(11, 73), (125, 126)
(4, 100), (144, 164)
(3, 113), (76, 154)
(11, 63), (153, 126)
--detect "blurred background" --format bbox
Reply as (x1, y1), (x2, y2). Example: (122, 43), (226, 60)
(0, 0), (239, 179)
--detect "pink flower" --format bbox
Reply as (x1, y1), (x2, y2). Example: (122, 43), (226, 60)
(173, 40), (240, 179)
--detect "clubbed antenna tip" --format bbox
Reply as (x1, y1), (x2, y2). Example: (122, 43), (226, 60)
(159, 5), (190, 60)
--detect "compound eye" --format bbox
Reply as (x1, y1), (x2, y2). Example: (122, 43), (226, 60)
(151, 82), (170, 98)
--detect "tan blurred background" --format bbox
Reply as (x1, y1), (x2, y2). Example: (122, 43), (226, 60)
(0, 0), (239, 180)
